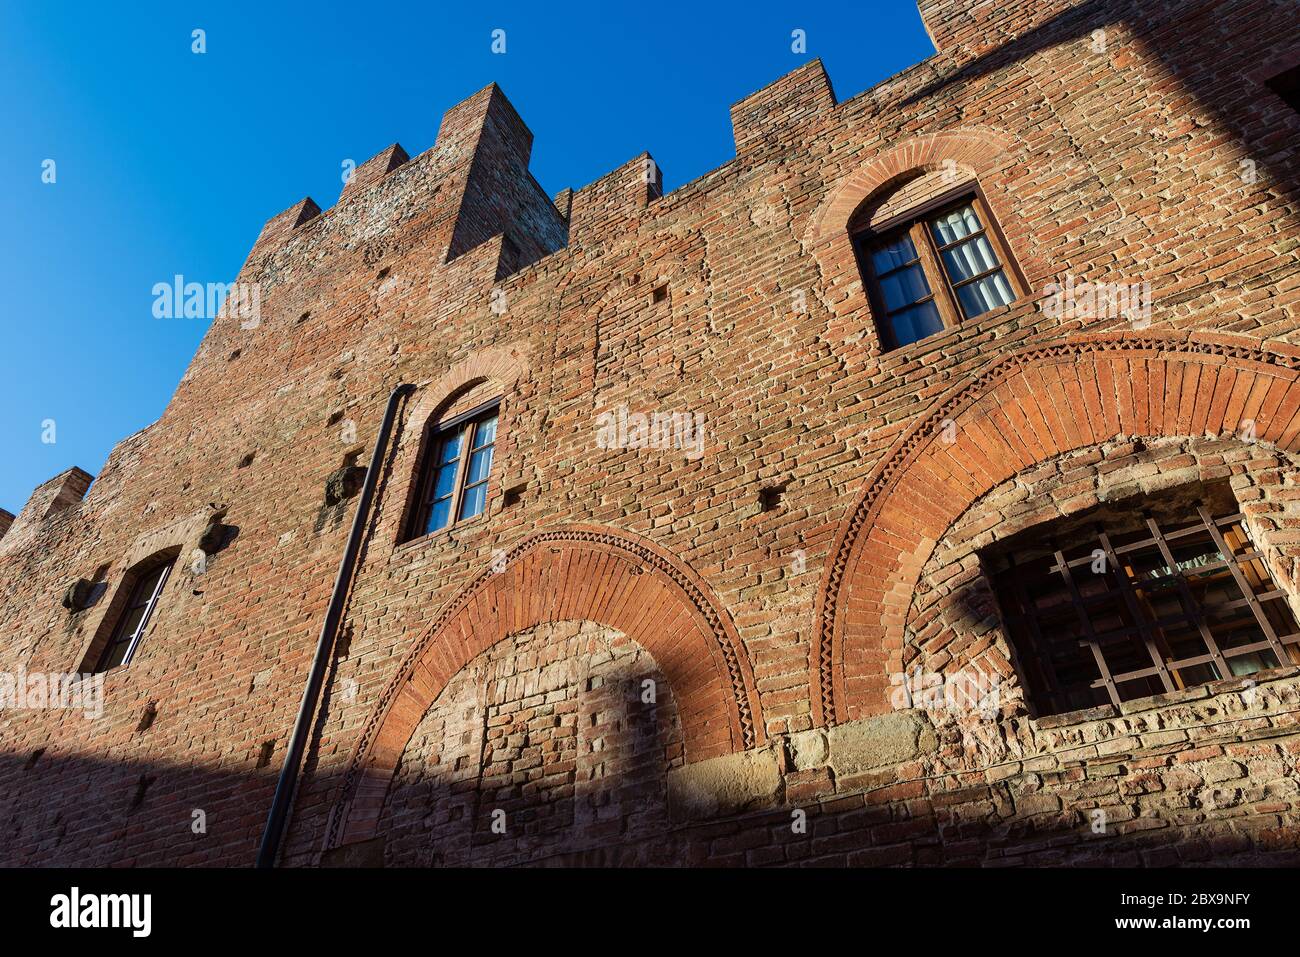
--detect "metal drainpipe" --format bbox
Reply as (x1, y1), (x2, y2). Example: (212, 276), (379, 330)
(256, 382), (415, 868)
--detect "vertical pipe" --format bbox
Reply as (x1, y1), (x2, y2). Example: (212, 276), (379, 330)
(256, 382), (414, 868)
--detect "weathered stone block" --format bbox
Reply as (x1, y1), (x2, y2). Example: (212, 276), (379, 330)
(667, 748), (782, 822)
(787, 728), (829, 770)
(825, 711), (938, 776)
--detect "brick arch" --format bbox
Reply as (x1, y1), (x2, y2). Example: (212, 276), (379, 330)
(805, 128), (1016, 325)
(403, 341), (531, 428)
(323, 524), (763, 851)
(846, 163), (981, 231)
(807, 129), (1014, 245)
(813, 330), (1300, 726)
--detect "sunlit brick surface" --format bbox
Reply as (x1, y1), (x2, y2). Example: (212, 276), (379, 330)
(2, 0), (1299, 866)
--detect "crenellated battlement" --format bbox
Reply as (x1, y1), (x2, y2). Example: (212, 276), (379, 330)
(567, 152), (663, 245)
(237, 56), (842, 283)
(441, 84), (566, 269)
(8, 0), (1264, 534)
(917, 0), (1093, 59)
(237, 56), (849, 283)
(0, 466), (94, 555)
(245, 196), (322, 267)
(0, 1), (1124, 526)
(238, 82), (568, 289)
(183, 0), (1116, 301)
(339, 144), (410, 204)
(235, 22), (1027, 290)
(730, 59), (838, 158)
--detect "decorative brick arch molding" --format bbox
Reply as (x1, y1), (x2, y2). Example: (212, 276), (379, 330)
(804, 128), (1021, 326)
(812, 330), (1300, 726)
(323, 524), (763, 851)
(403, 341), (531, 426)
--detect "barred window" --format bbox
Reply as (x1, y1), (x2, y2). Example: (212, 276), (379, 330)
(407, 401), (499, 539)
(987, 493), (1300, 717)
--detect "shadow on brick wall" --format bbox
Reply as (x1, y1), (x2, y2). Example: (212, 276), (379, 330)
(905, 0), (1300, 219)
(2, 741), (1297, 867)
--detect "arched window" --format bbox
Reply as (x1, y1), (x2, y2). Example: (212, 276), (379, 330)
(82, 552), (177, 673)
(405, 398), (501, 541)
(852, 176), (1024, 351)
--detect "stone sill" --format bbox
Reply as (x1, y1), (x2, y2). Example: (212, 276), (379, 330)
(1031, 664), (1300, 730)
(390, 510), (491, 556)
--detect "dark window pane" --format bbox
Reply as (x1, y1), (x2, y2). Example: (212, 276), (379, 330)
(473, 415), (498, 448)
(940, 235), (1000, 283)
(437, 429), (464, 465)
(426, 498), (453, 534)
(1229, 652), (1278, 677)
(871, 234), (918, 274)
(115, 605), (148, 643)
(432, 461), (459, 500)
(888, 301), (944, 347)
(138, 563), (168, 594)
(98, 639), (133, 672)
(955, 270), (1016, 318)
(879, 264), (931, 312)
(458, 482), (488, 520)
(465, 447), (493, 486)
(93, 560), (173, 673)
(409, 404), (501, 539)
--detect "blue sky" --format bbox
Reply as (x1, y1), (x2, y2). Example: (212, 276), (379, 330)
(0, 0), (935, 515)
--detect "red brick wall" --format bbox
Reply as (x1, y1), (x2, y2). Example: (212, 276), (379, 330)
(381, 620), (681, 866)
(1, 0), (1298, 867)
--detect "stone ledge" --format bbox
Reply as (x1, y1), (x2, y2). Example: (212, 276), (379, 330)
(825, 710), (938, 776)
(667, 747), (782, 823)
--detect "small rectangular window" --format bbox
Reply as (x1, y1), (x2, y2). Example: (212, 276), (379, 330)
(409, 403), (499, 539)
(855, 190), (1021, 351)
(93, 559), (174, 673)
(988, 496), (1300, 718)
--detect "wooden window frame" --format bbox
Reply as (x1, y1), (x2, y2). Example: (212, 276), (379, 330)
(92, 557), (174, 673)
(990, 502), (1300, 718)
(852, 181), (1026, 352)
(405, 399), (501, 541)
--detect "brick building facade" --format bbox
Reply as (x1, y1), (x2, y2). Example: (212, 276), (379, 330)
(3, 0), (1300, 867)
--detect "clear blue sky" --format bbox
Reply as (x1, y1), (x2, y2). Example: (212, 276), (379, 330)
(0, 0), (935, 515)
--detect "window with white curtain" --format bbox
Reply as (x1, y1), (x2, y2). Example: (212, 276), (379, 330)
(854, 187), (1022, 351)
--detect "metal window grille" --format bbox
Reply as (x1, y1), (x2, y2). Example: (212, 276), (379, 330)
(991, 502), (1300, 717)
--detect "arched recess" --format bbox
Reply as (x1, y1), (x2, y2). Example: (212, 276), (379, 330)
(813, 330), (1300, 726)
(382, 343), (531, 543)
(323, 524), (763, 851)
(804, 128), (1040, 335)
(810, 130), (1011, 238)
